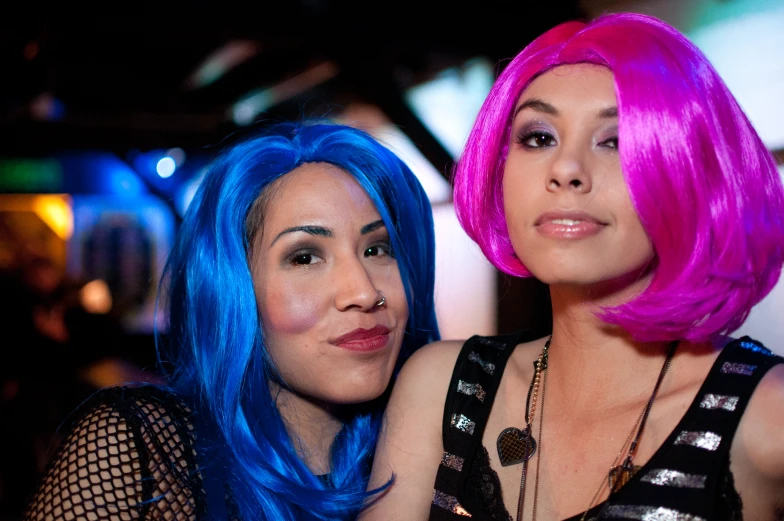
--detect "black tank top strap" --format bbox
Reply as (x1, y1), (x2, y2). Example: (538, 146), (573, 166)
(594, 336), (784, 520)
(431, 330), (539, 520)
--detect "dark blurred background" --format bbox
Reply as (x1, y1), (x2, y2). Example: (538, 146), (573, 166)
(1, 1), (783, 518)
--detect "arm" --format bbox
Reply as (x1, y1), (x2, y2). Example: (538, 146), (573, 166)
(731, 363), (784, 518)
(22, 399), (147, 521)
(22, 387), (198, 521)
(359, 340), (463, 521)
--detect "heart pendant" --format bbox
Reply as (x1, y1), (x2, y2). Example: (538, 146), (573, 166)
(496, 426), (537, 466)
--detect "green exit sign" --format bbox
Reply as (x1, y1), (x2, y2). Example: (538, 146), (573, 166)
(0, 159), (63, 192)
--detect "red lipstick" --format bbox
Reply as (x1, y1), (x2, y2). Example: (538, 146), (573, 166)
(534, 210), (607, 240)
(331, 324), (391, 352)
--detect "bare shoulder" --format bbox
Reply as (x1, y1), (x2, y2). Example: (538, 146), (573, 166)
(396, 339), (465, 387)
(732, 361), (784, 513)
(736, 362), (784, 477)
(402, 339), (466, 370)
(360, 339), (467, 520)
(386, 339), (466, 424)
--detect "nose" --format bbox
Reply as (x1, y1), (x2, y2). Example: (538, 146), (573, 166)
(333, 257), (381, 312)
(546, 148), (592, 194)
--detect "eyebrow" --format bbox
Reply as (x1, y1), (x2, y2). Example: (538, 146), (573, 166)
(514, 98), (557, 118)
(361, 220), (385, 234)
(270, 219), (386, 247)
(513, 98), (618, 120)
(598, 106), (618, 119)
(271, 225), (331, 246)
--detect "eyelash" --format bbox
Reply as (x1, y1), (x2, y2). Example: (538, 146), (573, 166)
(599, 136), (618, 150)
(515, 130), (619, 150)
(365, 241), (394, 259)
(516, 129), (556, 148)
(286, 249), (322, 266)
(284, 240), (394, 267)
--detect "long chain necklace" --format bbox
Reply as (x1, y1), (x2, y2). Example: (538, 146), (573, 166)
(495, 338), (549, 521)
(497, 340), (549, 469)
(498, 338), (679, 521)
(579, 340), (680, 520)
(578, 407), (645, 520)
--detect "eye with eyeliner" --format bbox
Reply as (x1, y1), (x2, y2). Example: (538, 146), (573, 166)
(364, 241), (394, 259)
(283, 246), (323, 267)
(515, 122), (557, 149)
(599, 136), (618, 150)
(363, 230), (395, 259)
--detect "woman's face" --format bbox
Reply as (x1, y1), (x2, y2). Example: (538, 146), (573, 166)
(250, 162), (408, 406)
(503, 64), (654, 289)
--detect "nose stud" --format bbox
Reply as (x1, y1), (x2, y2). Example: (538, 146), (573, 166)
(375, 290), (386, 307)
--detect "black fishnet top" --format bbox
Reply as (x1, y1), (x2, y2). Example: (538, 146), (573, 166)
(22, 385), (211, 520)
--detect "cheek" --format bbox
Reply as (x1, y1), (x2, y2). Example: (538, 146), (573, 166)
(503, 170), (531, 227)
(260, 284), (321, 335)
(393, 291), (409, 328)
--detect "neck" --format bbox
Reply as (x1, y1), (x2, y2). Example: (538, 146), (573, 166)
(544, 277), (674, 410)
(271, 383), (345, 475)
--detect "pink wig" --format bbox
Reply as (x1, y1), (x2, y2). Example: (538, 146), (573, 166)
(453, 13), (784, 342)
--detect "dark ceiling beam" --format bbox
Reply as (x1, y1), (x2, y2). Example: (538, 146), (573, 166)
(0, 120), (232, 156)
(334, 59), (457, 183)
(0, 0), (588, 159)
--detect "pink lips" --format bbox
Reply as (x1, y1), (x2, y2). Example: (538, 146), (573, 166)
(331, 324), (391, 352)
(534, 210), (607, 239)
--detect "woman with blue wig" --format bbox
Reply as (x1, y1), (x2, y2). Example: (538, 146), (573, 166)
(23, 121), (440, 520)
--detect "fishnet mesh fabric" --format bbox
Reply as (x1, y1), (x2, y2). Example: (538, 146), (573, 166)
(22, 387), (207, 521)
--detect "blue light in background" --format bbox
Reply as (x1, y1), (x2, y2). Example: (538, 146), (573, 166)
(107, 165), (145, 196)
(129, 149), (183, 190)
(156, 156), (176, 178)
(56, 152), (146, 196)
(175, 168), (206, 217)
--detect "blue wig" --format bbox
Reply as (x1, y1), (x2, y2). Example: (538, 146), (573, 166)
(156, 121), (439, 520)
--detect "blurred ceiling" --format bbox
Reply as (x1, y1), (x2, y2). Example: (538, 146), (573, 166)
(0, 1), (585, 170)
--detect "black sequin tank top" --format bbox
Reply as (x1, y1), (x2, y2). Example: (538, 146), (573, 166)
(430, 332), (782, 521)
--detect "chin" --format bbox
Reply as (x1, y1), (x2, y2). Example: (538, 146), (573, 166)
(542, 269), (653, 300)
(528, 265), (598, 286)
(330, 381), (390, 406)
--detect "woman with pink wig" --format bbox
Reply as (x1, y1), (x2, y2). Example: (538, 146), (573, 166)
(359, 12), (784, 521)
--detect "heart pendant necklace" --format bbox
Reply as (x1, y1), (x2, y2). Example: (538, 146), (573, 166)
(497, 338), (549, 467)
(497, 338), (550, 521)
(496, 426), (537, 466)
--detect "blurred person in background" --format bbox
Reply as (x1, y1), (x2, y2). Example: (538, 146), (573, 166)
(0, 255), (160, 520)
(22, 121), (440, 521)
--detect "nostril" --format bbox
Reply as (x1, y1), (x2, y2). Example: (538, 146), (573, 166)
(570, 179), (582, 188)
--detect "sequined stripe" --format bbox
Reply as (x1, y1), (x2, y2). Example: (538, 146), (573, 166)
(477, 337), (507, 351)
(432, 490), (472, 517)
(602, 505), (705, 520)
(739, 340), (773, 356)
(456, 380), (486, 402)
(467, 351), (495, 375)
(720, 362), (756, 375)
(673, 430), (721, 451)
(640, 469), (707, 488)
(698, 393), (739, 412)
(450, 413), (475, 435)
(440, 452), (464, 471)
